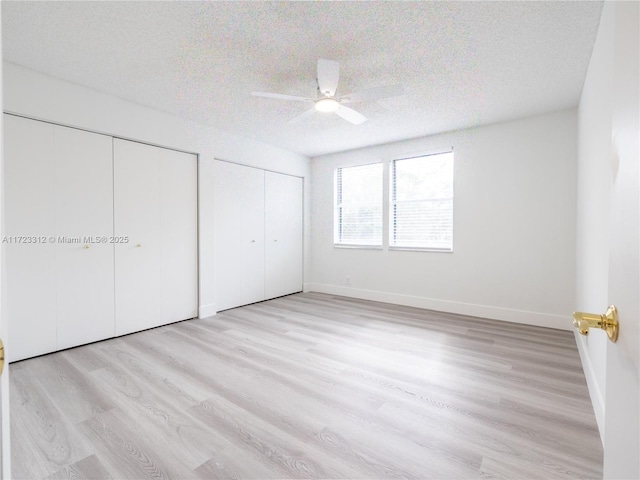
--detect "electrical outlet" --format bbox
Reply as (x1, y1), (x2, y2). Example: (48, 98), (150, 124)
(345, 276), (351, 285)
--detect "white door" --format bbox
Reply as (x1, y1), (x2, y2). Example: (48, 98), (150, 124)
(213, 161), (265, 311)
(158, 147), (198, 323)
(265, 171), (303, 300)
(239, 168), (265, 307)
(114, 138), (162, 335)
(54, 125), (115, 350)
(5, 118), (117, 359)
(603, 2), (639, 478)
(0, 41), (12, 477)
(4, 115), (57, 362)
(114, 139), (198, 335)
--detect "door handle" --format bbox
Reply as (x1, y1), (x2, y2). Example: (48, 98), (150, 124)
(0, 338), (4, 376)
(572, 305), (619, 342)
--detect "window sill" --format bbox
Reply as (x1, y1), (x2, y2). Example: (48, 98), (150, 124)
(389, 246), (453, 253)
(334, 244), (384, 250)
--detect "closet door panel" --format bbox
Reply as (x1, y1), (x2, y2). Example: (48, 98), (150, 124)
(212, 160), (245, 311)
(54, 126), (115, 350)
(241, 169), (265, 306)
(159, 148), (198, 323)
(265, 172), (303, 299)
(213, 161), (264, 311)
(4, 115), (57, 361)
(113, 138), (162, 335)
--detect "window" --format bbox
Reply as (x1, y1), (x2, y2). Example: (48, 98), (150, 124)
(390, 152), (454, 251)
(334, 163), (383, 246)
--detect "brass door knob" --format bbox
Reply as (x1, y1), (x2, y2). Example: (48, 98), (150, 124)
(573, 305), (619, 342)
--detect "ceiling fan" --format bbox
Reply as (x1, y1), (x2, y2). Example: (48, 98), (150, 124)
(252, 59), (404, 125)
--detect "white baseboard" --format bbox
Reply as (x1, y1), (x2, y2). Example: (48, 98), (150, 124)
(574, 332), (606, 445)
(305, 283), (572, 331)
(198, 303), (217, 319)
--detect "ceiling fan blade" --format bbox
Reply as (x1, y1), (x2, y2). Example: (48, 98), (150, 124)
(335, 105), (367, 125)
(317, 59), (340, 97)
(252, 91), (311, 102)
(341, 83), (404, 104)
(287, 107), (316, 124)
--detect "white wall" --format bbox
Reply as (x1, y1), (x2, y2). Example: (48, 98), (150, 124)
(3, 62), (311, 318)
(309, 109), (577, 330)
(574, 2), (613, 442)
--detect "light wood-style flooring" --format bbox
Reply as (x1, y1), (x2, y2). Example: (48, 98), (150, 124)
(10, 292), (603, 479)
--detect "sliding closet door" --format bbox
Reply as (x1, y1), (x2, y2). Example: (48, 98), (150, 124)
(213, 160), (265, 311)
(54, 125), (115, 350)
(114, 139), (162, 335)
(5, 118), (197, 359)
(4, 115), (57, 361)
(114, 139), (197, 335)
(265, 171), (303, 299)
(158, 147), (198, 323)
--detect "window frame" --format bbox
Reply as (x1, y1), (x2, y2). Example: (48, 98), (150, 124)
(333, 162), (384, 248)
(389, 150), (454, 253)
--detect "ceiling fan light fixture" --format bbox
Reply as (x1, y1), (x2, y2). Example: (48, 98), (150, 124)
(254, 59), (398, 124)
(315, 97), (340, 113)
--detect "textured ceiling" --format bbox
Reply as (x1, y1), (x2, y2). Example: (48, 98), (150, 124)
(2, 1), (602, 158)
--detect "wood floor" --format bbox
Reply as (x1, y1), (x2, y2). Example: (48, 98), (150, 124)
(10, 292), (603, 479)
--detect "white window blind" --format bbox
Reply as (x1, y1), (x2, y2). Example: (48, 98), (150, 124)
(391, 152), (454, 250)
(335, 163), (383, 246)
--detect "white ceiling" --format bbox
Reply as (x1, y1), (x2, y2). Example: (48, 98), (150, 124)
(2, 1), (603, 158)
